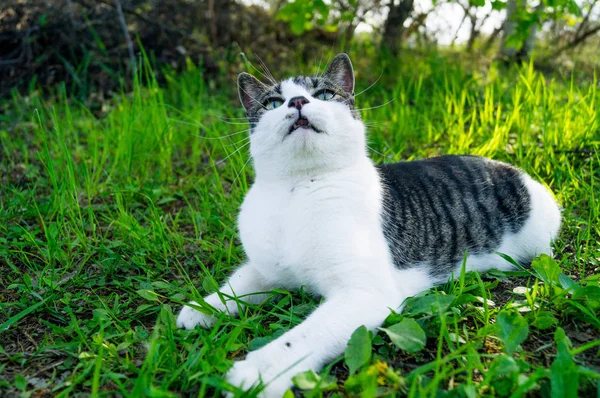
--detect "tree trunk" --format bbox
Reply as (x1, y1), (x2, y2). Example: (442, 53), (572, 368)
(467, 10), (493, 52)
(343, 23), (357, 52)
(272, 0), (287, 15)
(482, 26), (502, 53)
(381, 0), (415, 55)
(466, 14), (478, 51)
(516, 3), (543, 59)
(499, 0), (518, 59)
(208, 0), (217, 43)
(214, 0), (234, 44)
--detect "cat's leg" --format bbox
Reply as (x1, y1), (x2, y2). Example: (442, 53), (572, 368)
(176, 263), (271, 329)
(225, 287), (398, 396)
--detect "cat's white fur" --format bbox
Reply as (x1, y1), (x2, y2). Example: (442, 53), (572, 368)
(176, 71), (561, 397)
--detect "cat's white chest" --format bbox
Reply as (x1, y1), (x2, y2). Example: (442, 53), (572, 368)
(238, 165), (391, 295)
(237, 183), (289, 281)
(238, 179), (326, 291)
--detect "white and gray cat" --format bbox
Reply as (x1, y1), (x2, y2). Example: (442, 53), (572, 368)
(176, 54), (561, 396)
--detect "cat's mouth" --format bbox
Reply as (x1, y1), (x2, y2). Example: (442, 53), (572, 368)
(289, 116), (323, 134)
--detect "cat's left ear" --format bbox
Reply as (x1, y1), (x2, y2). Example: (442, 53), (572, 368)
(238, 72), (269, 113)
(323, 53), (354, 95)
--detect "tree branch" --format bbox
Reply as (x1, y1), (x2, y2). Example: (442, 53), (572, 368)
(114, 0), (136, 74)
(574, 0), (599, 39)
(451, 10), (469, 47)
(551, 24), (600, 57)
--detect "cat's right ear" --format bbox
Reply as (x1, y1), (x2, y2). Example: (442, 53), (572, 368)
(238, 73), (268, 113)
(323, 53), (354, 95)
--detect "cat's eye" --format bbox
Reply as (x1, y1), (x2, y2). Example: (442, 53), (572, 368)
(265, 98), (283, 110)
(315, 89), (335, 101)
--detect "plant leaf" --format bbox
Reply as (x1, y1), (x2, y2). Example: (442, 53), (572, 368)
(403, 294), (455, 315)
(558, 273), (579, 292)
(532, 254), (561, 286)
(344, 325), (371, 374)
(292, 370), (337, 391)
(496, 309), (529, 355)
(136, 289), (160, 302)
(550, 327), (578, 397)
(380, 318), (426, 353)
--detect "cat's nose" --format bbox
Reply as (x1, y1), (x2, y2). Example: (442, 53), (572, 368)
(288, 96), (309, 110)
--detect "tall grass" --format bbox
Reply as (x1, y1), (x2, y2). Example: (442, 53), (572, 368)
(0, 52), (598, 396)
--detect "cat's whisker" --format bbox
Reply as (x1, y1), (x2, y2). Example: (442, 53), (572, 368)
(313, 49), (325, 77)
(188, 127), (252, 140)
(163, 103), (200, 118)
(366, 145), (389, 158)
(354, 71), (383, 97)
(354, 98), (395, 112)
(214, 116), (259, 125)
(168, 118), (204, 128)
(212, 139), (252, 168)
(319, 52), (336, 78)
(216, 118), (258, 122)
(255, 54), (278, 86)
(208, 114), (254, 121)
(364, 120), (384, 126)
(364, 124), (387, 131)
(192, 133), (251, 141)
(168, 113), (256, 128)
(164, 104), (217, 127)
(242, 53), (277, 86)
(223, 136), (251, 148)
(231, 154), (254, 187)
(218, 121), (252, 125)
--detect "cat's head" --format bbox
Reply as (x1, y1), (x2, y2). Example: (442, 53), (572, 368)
(237, 53), (366, 178)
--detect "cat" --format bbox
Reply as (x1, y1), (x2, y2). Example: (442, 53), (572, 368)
(176, 53), (561, 397)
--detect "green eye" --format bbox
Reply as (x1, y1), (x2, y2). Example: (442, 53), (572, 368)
(265, 98), (283, 110)
(315, 89), (335, 101)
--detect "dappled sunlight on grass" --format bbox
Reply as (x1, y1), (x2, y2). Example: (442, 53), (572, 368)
(1, 53), (599, 396)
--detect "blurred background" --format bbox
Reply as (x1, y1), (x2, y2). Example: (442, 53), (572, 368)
(2, 0), (599, 100)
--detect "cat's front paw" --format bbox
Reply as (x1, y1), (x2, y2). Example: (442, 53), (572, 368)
(225, 359), (263, 393)
(176, 301), (216, 329)
(225, 354), (292, 397)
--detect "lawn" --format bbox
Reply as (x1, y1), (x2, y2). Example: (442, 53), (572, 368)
(1, 51), (599, 397)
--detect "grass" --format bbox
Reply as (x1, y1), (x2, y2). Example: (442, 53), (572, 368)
(1, 50), (599, 397)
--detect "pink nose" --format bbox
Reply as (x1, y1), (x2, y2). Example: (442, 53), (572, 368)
(288, 96), (309, 110)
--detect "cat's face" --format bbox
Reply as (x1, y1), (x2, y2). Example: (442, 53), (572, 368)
(238, 54), (366, 178)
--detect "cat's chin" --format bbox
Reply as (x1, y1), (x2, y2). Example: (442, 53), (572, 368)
(286, 130), (316, 152)
(288, 124), (323, 135)
(282, 129), (326, 158)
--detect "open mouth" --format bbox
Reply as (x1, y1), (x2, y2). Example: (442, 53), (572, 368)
(288, 116), (322, 134)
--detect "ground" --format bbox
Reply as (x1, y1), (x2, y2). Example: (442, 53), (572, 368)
(0, 52), (599, 397)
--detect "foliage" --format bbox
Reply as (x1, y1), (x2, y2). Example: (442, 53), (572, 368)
(274, 0), (599, 63)
(1, 50), (599, 396)
(339, 254), (600, 396)
(277, 0), (380, 37)
(504, 0), (582, 50)
(277, 0), (331, 34)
